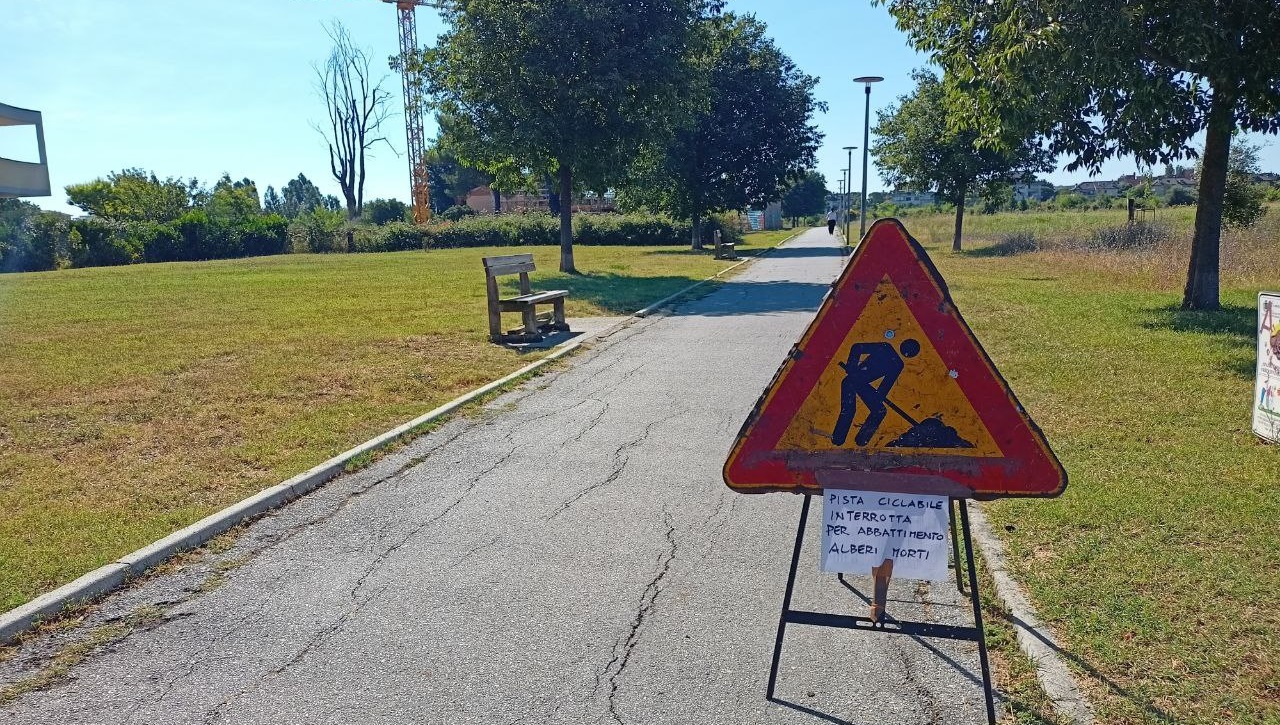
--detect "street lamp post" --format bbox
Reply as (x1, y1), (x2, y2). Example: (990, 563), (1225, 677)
(842, 145), (857, 242)
(838, 173), (846, 234)
(854, 76), (883, 238)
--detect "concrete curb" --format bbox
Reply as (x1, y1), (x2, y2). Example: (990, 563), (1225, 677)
(0, 342), (581, 645)
(0, 231), (805, 645)
(968, 505), (1096, 725)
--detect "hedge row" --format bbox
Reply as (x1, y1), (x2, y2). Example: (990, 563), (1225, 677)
(4, 211), (746, 272)
(341, 212), (743, 254)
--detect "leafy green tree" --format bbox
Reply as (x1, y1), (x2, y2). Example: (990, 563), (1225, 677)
(206, 174), (262, 224)
(65, 169), (190, 223)
(362, 198), (411, 226)
(622, 13), (823, 248)
(421, 0), (713, 272)
(878, 0), (1280, 308)
(781, 171), (828, 226)
(1210, 141), (1268, 228)
(263, 186), (285, 216)
(870, 70), (1049, 251)
(280, 174), (328, 219)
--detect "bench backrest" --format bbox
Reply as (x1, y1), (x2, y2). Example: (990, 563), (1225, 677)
(483, 253), (536, 278)
(482, 253), (535, 300)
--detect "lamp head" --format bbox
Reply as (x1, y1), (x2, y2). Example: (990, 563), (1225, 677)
(842, 146), (858, 151)
(853, 76), (885, 84)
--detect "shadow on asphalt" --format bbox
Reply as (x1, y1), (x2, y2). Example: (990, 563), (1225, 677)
(764, 245), (850, 258)
(767, 697), (861, 725)
(671, 280), (831, 317)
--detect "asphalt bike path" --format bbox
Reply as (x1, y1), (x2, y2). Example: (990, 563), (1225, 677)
(1, 226), (989, 724)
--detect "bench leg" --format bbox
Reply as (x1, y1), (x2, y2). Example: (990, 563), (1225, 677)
(521, 304), (540, 338)
(551, 298), (569, 331)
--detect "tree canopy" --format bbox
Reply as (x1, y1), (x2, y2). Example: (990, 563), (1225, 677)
(420, 0), (714, 272)
(871, 69), (1049, 250)
(621, 12), (823, 247)
(781, 170), (828, 224)
(65, 169), (191, 223)
(877, 0), (1280, 308)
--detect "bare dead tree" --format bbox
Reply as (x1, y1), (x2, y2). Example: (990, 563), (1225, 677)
(314, 21), (394, 219)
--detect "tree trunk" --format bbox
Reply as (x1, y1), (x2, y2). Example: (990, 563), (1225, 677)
(493, 188), (502, 214)
(1183, 87), (1234, 310)
(691, 212), (703, 251)
(558, 164), (576, 274)
(952, 187), (967, 252)
(344, 192), (358, 220)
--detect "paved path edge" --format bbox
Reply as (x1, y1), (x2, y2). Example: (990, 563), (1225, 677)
(969, 504), (1096, 725)
(0, 231), (802, 646)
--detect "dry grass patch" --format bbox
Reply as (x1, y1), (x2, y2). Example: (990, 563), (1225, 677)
(0, 239), (778, 611)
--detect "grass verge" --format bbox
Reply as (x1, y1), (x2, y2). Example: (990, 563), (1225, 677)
(899, 211), (1278, 724)
(0, 237), (778, 612)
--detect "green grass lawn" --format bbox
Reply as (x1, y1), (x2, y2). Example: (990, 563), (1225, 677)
(896, 214), (1278, 724)
(0, 235), (787, 612)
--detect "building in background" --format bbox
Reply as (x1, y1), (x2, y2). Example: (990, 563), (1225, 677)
(889, 189), (937, 207)
(0, 103), (50, 198)
(1013, 179), (1055, 202)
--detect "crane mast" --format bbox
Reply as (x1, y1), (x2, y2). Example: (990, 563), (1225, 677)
(385, 0), (435, 223)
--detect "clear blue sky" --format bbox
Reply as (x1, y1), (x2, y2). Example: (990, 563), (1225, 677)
(3, 0), (1276, 215)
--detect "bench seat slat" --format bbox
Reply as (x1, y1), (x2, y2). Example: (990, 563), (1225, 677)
(500, 290), (569, 305)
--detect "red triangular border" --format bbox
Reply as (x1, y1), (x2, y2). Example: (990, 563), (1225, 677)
(723, 218), (1067, 499)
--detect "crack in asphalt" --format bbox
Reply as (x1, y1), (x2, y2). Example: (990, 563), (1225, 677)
(592, 510), (678, 725)
(348, 445), (520, 603)
(545, 408), (684, 521)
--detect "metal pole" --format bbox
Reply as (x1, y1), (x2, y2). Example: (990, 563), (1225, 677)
(860, 85), (872, 238)
(766, 494), (812, 701)
(959, 500), (999, 725)
(846, 148), (854, 240)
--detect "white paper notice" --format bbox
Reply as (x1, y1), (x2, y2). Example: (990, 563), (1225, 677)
(820, 490), (951, 581)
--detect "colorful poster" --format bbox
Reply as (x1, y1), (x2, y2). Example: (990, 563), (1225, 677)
(1255, 292), (1280, 444)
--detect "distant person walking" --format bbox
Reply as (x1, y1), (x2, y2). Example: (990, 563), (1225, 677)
(826, 210), (838, 235)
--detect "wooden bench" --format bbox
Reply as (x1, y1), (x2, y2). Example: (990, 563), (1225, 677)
(712, 230), (738, 260)
(483, 253), (569, 343)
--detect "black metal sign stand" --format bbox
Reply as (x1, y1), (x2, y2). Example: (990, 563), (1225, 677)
(765, 495), (997, 725)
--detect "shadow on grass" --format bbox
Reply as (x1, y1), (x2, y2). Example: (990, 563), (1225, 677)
(1143, 303), (1256, 379)
(992, 609), (1177, 724)
(517, 272), (709, 315)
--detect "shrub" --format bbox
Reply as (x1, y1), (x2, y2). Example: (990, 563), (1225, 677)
(131, 221), (183, 263)
(440, 205), (478, 222)
(173, 210), (243, 260)
(1222, 179), (1267, 229)
(356, 221), (431, 252)
(69, 218), (143, 267)
(1081, 222), (1172, 251)
(985, 230), (1039, 256)
(287, 208), (345, 253)
(241, 214), (289, 257)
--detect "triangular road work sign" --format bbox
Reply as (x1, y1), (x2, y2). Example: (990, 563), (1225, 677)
(723, 219), (1066, 499)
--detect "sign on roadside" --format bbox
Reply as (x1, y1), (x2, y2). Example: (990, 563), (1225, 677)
(1255, 292), (1280, 444)
(723, 218), (1066, 499)
(821, 490), (949, 581)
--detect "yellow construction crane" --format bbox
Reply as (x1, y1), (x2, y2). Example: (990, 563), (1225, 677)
(382, 0), (451, 224)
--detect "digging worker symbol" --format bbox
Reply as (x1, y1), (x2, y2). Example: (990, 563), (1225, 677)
(832, 337), (921, 446)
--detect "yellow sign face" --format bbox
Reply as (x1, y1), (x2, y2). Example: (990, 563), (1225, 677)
(776, 275), (1002, 457)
